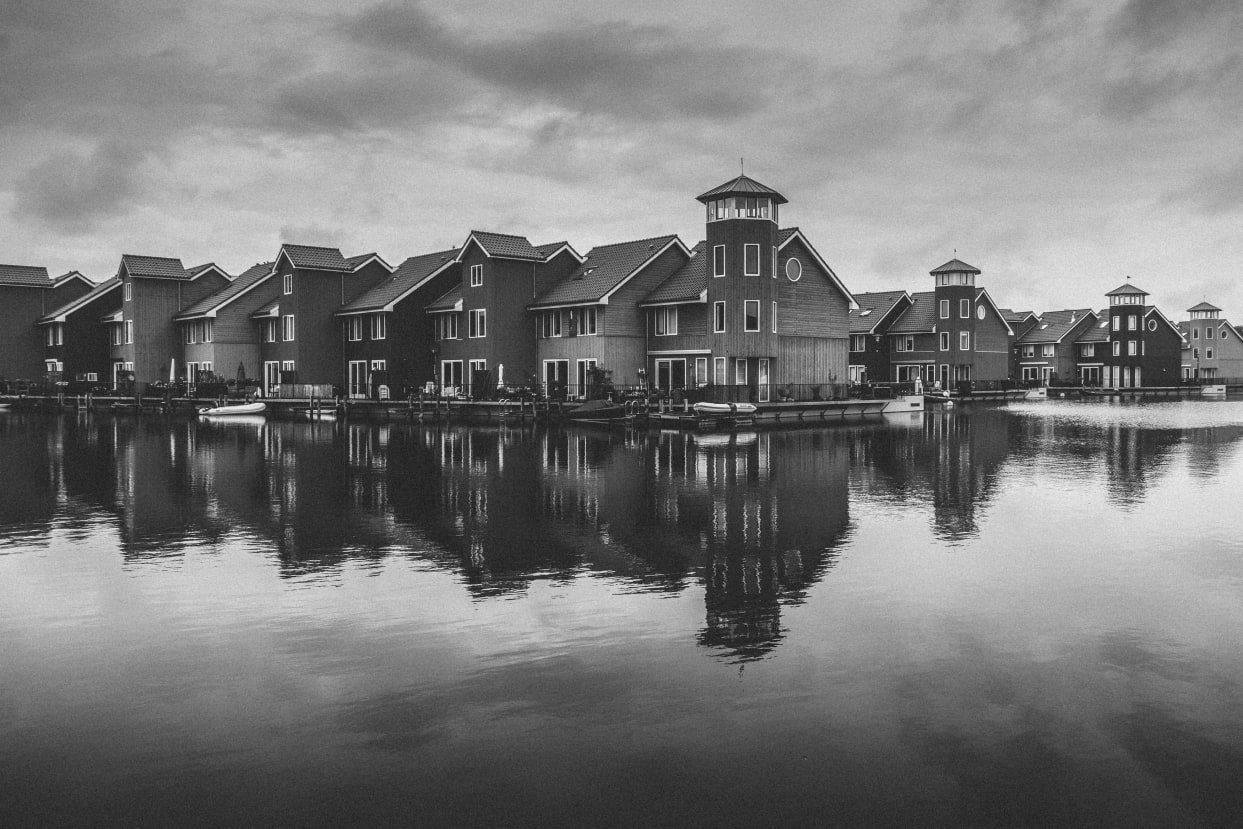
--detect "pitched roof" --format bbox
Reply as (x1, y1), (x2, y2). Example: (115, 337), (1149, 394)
(340, 249), (458, 314)
(778, 228), (855, 307)
(1075, 310), (1112, 343)
(849, 290), (909, 333)
(251, 296), (280, 318)
(930, 258), (980, 275)
(177, 261), (274, 319)
(696, 174), (788, 205)
(887, 291), (938, 333)
(186, 262), (231, 280)
(1106, 282), (1148, 296)
(0, 263), (52, 287)
(532, 235), (682, 308)
(426, 284), (463, 312)
(280, 244), (349, 271)
(53, 271), (92, 288)
(999, 308), (1037, 324)
(120, 254), (187, 280)
(1018, 309), (1096, 344)
(642, 241), (709, 305)
(462, 231), (543, 261)
(1188, 301), (1222, 313)
(39, 278), (122, 324)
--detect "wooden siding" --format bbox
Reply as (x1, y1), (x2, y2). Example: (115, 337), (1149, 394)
(459, 247), (538, 379)
(776, 337), (849, 385)
(647, 303), (707, 353)
(707, 218), (779, 357)
(777, 237), (849, 338)
(534, 250), (579, 298)
(606, 245), (690, 337)
(0, 286), (47, 379)
(536, 333), (647, 388)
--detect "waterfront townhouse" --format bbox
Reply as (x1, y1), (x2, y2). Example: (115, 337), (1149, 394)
(847, 291), (912, 385)
(174, 261), (277, 385)
(637, 241), (712, 392)
(0, 266), (93, 383)
(37, 277), (123, 387)
(1000, 309), (1039, 381)
(252, 245), (393, 394)
(885, 259), (1013, 388)
(1181, 302), (1243, 380)
(531, 234), (690, 397)
(1099, 282), (1182, 387)
(1015, 309), (1099, 385)
(428, 232), (580, 396)
(1074, 311), (1111, 385)
(106, 256), (231, 388)
(337, 249), (461, 398)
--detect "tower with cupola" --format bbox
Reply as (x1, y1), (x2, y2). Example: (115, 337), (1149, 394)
(696, 174), (786, 392)
(1105, 281), (1148, 387)
(930, 258), (982, 385)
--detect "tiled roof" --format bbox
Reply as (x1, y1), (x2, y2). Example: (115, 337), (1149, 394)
(426, 284), (463, 312)
(532, 235), (681, 308)
(0, 263), (52, 287)
(467, 231), (542, 261)
(1188, 301), (1221, 313)
(999, 308), (1036, 323)
(849, 290), (909, 333)
(177, 261), (274, 319)
(121, 254), (187, 280)
(1018, 309), (1096, 344)
(186, 262), (230, 280)
(251, 297), (280, 318)
(696, 174), (788, 205)
(642, 241), (708, 305)
(534, 241), (571, 259)
(341, 249), (458, 313)
(777, 228), (796, 245)
(887, 291), (938, 333)
(39, 278), (121, 324)
(930, 258), (980, 275)
(281, 244), (349, 271)
(1106, 282), (1147, 296)
(1075, 310), (1112, 343)
(53, 271), (91, 288)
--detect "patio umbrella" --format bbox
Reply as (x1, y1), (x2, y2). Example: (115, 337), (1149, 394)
(496, 363), (504, 388)
(169, 358), (176, 383)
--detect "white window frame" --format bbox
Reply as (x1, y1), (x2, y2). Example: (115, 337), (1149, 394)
(281, 360), (295, 373)
(959, 331), (970, 351)
(1128, 341), (1137, 356)
(960, 299), (970, 319)
(186, 324), (197, 344)
(1081, 343), (1094, 357)
(1112, 341), (1121, 356)
(370, 314), (386, 340)
(581, 306), (597, 335)
(124, 282), (132, 302)
(744, 244), (760, 276)
(468, 308), (486, 338)
(1207, 347), (1215, 360)
(203, 320), (213, 343)
(713, 245), (725, 278)
(771, 301), (777, 334)
(695, 357), (708, 387)
(941, 332), (951, 351)
(437, 314), (458, 340)
(713, 301), (726, 333)
(1128, 315), (1137, 330)
(347, 317), (362, 341)
(265, 319), (278, 343)
(744, 300), (760, 332)
(713, 357), (726, 386)
(470, 264), (483, 287)
(124, 320), (134, 344)
(282, 314), (295, 342)
(1112, 316), (1121, 331)
(940, 299), (949, 319)
(654, 306), (678, 336)
(735, 358), (747, 385)
(1041, 344), (1054, 358)
(283, 273), (293, 295)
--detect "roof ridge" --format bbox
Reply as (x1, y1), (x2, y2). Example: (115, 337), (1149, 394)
(586, 233), (679, 252)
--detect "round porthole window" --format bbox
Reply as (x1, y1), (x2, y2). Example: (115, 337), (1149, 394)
(1147, 319), (1158, 331)
(785, 258), (802, 281)
(977, 305), (986, 320)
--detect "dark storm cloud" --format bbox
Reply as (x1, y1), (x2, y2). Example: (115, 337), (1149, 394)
(12, 141), (149, 233)
(338, 2), (808, 122)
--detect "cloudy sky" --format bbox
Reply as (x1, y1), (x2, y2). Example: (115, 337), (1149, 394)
(3, 0), (1241, 317)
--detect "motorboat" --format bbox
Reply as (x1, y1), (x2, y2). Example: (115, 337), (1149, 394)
(199, 401), (266, 416)
(691, 401), (758, 415)
(566, 399), (633, 424)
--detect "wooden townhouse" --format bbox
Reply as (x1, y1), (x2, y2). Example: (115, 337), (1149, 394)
(174, 262), (277, 385)
(251, 245), (393, 395)
(0, 266), (93, 384)
(104, 256), (231, 388)
(530, 234), (690, 397)
(337, 249), (461, 398)
(1181, 302), (1243, 380)
(37, 277), (123, 387)
(1000, 309), (1039, 381)
(1098, 282), (1182, 387)
(847, 291), (912, 385)
(1073, 311), (1111, 385)
(426, 232), (580, 397)
(1015, 309), (1099, 385)
(884, 259), (1013, 388)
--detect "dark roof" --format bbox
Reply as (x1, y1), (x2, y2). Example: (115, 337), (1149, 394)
(426, 284), (463, 312)
(0, 263), (52, 287)
(930, 258), (980, 275)
(642, 241), (708, 305)
(999, 308), (1037, 323)
(696, 174), (788, 205)
(53, 271), (92, 288)
(1106, 282), (1148, 296)
(186, 262), (230, 280)
(532, 235), (681, 308)
(534, 241), (572, 260)
(120, 254), (187, 280)
(1075, 310), (1112, 343)
(465, 231), (542, 261)
(39, 278), (122, 323)
(177, 262), (274, 319)
(1018, 309), (1096, 344)
(887, 291), (938, 333)
(344, 253), (378, 269)
(849, 291), (909, 333)
(281, 244), (349, 271)
(1188, 301), (1221, 313)
(777, 228), (796, 245)
(341, 249), (458, 313)
(251, 296), (281, 318)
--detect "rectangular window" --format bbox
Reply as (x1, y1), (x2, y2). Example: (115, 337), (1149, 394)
(203, 320), (213, 343)
(655, 306), (678, 336)
(744, 244), (760, 276)
(186, 324), (196, 344)
(1128, 315), (1137, 330)
(1081, 343), (1094, 357)
(124, 320), (133, 344)
(713, 301), (726, 333)
(941, 332), (951, 351)
(850, 334), (866, 352)
(735, 359), (747, 385)
(370, 360), (386, 372)
(124, 282), (132, 302)
(111, 325), (122, 346)
(468, 308), (486, 338)
(1022, 344), (1034, 358)
(713, 245), (725, 278)
(436, 314), (458, 340)
(1042, 344), (1054, 357)
(695, 357), (708, 387)
(370, 314), (386, 340)
(282, 314), (295, 341)
(959, 331), (970, 351)
(772, 249), (778, 280)
(265, 319), (277, 343)
(1112, 316), (1121, 331)
(714, 357), (726, 386)
(281, 360), (294, 373)
(1207, 348), (1215, 359)
(772, 301), (777, 333)
(582, 306), (597, 335)
(283, 273), (292, 295)
(1206, 326), (1215, 339)
(744, 300), (760, 332)
(347, 317), (362, 341)
(1128, 341), (1137, 356)
(1193, 347), (1200, 360)
(1192, 328), (1200, 340)
(960, 299), (970, 318)
(940, 299), (949, 319)
(1112, 341), (1121, 356)
(895, 336), (914, 352)
(470, 264), (483, 287)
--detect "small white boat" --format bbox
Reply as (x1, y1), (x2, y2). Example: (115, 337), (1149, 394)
(1202, 384), (1227, 396)
(199, 401), (266, 416)
(692, 401), (758, 415)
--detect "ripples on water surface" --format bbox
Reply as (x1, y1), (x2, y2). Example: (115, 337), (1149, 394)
(3, 401), (1243, 826)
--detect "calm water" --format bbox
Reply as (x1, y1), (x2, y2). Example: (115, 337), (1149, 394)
(3, 402), (1243, 827)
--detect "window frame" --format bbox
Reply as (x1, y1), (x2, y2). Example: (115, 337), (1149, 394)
(960, 299), (970, 319)
(283, 273), (293, 295)
(743, 244), (760, 276)
(940, 299), (949, 319)
(959, 331), (970, 351)
(941, 332), (951, 351)
(468, 308), (487, 338)
(124, 320), (134, 344)
(347, 317), (362, 341)
(744, 300), (760, 332)
(713, 245), (726, 278)
(282, 314), (296, 342)
(470, 264), (483, 287)
(370, 314), (386, 341)
(713, 300), (726, 333)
